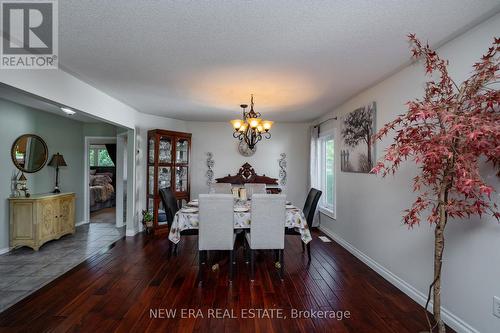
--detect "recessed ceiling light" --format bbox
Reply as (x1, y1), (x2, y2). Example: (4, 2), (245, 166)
(61, 107), (76, 115)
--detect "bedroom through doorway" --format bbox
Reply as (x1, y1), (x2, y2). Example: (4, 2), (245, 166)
(89, 143), (116, 224)
(85, 127), (128, 228)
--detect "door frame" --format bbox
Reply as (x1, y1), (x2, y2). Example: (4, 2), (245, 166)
(115, 132), (128, 228)
(83, 136), (119, 226)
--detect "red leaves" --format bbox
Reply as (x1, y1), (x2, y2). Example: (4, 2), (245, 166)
(370, 162), (386, 175)
(479, 185), (494, 199)
(373, 35), (500, 227)
(403, 195), (434, 227)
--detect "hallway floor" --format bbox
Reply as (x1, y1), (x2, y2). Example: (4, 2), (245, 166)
(0, 223), (124, 312)
(90, 207), (116, 223)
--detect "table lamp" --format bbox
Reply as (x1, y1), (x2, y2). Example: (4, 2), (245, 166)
(48, 153), (67, 193)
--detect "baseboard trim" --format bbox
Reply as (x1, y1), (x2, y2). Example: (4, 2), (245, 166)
(0, 247), (10, 255)
(125, 228), (139, 237)
(75, 220), (89, 227)
(318, 226), (479, 333)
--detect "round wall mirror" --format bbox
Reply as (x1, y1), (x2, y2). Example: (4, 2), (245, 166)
(11, 134), (48, 173)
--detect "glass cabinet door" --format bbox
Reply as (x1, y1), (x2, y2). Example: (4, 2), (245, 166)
(159, 136), (172, 163)
(158, 167), (171, 191)
(148, 198), (154, 214)
(148, 137), (155, 164)
(175, 166), (188, 192)
(176, 138), (189, 164)
(148, 166), (155, 196)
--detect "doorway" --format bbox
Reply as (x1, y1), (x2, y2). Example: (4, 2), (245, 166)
(87, 139), (117, 225)
(84, 130), (132, 230)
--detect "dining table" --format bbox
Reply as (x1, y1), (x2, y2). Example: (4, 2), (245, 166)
(168, 199), (312, 244)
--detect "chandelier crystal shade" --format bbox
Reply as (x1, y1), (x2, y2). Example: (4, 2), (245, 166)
(230, 95), (273, 149)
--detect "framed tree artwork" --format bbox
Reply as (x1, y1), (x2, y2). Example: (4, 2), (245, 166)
(340, 102), (376, 173)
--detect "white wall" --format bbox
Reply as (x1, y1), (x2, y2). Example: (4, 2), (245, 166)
(186, 122), (310, 206)
(317, 14), (500, 333)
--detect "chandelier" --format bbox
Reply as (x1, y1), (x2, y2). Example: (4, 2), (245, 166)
(230, 95), (273, 150)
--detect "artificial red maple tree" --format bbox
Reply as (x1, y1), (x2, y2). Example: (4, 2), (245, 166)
(372, 35), (499, 333)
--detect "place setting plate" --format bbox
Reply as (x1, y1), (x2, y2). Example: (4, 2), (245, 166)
(234, 207), (249, 213)
(286, 204), (295, 209)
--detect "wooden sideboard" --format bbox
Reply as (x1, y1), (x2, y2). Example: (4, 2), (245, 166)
(9, 193), (76, 251)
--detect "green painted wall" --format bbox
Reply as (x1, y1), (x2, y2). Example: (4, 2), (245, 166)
(83, 123), (117, 137)
(0, 98), (86, 251)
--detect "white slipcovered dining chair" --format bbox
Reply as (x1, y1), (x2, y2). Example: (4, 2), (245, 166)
(198, 194), (236, 281)
(245, 194), (286, 280)
(244, 183), (267, 198)
(209, 183), (232, 194)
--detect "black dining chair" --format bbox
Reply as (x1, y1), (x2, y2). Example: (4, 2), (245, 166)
(159, 187), (198, 254)
(286, 188), (322, 261)
(159, 187), (178, 226)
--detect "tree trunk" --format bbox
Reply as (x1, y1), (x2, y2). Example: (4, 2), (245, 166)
(431, 184), (449, 333)
(433, 211), (446, 333)
(424, 182), (450, 333)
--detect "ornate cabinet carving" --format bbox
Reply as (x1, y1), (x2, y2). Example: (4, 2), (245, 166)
(215, 163), (282, 194)
(39, 200), (57, 240)
(59, 196), (75, 235)
(9, 193), (76, 251)
(147, 129), (191, 234)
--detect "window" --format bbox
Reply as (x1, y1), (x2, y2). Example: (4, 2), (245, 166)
(89, 145), (114, 167)
(317, 134), (335, 216)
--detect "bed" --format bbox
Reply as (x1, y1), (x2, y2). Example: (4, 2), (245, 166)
(89, 171), (116, 212)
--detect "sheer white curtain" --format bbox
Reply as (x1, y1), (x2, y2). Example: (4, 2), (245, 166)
(309, 126), (320, 227)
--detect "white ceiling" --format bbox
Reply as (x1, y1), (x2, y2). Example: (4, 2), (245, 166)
(59, 0), (500, 122)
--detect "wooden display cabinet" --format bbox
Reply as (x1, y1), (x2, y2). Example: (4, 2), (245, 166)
(147, 129), (191, 234)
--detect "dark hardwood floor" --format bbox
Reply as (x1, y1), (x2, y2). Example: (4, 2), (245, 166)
(0, 230), (452, 333)
(90, 207), (116, 223)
